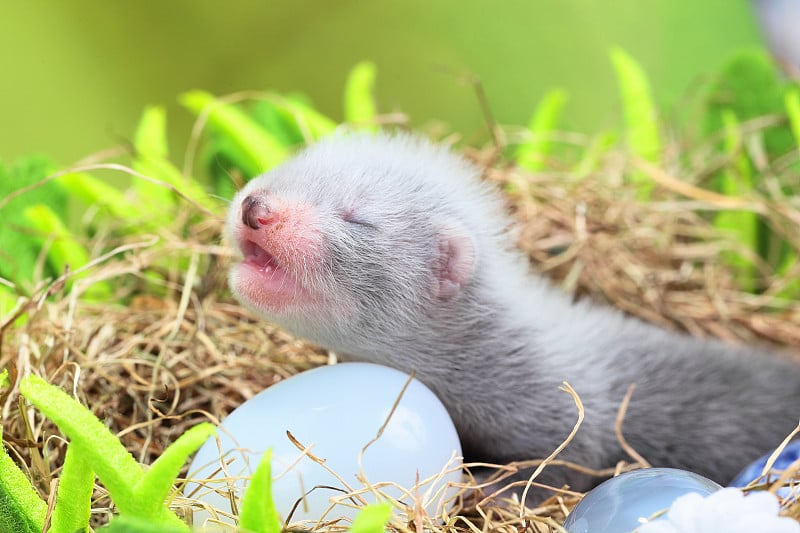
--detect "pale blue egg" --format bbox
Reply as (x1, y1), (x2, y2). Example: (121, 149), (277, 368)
(563, 468), (722, 533)
(185, 362), (462, 527)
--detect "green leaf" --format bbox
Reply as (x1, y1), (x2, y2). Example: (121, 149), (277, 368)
(0, 157), (64, 286)
(49, 444), (95, 533)
(96, 515), (188, 533)
(135, 106), (169, 159)
(610, 47), (661, 161)
(133, 106), (176, 214)
(133, 423), (216, 519)
(18, 376), (190, 531)
(19, 375), (142, 503)
(56, 172), (136, 221)
(250, 99), (306, 147)
(22, 204), (112, 299)
(0, 427), (47, 533)
(22, 204), (89, 275)
(0, 286), (19, 319)
(275, 95), (337, 139)
(713, 110), (758, 292)
(610, 47), (661, 198)
(132, 104), (218, 213)
(775, 88), (800, 296)
(133, 156), (218, 212)
(180, 90), (289, 176)
(238, 449), (281, 533)
(704, 48), (793, 159)
(776, 250), (800, 299)
(517, 88), (568, 171)
(348, 502), (392, 533)
(786, 87), (800, 152)
(344, 61), (378, 130)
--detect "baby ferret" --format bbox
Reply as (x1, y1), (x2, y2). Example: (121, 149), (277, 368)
(226, 133), (800, 497)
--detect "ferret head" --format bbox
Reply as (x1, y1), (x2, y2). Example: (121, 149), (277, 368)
(226, 133), (505, 357)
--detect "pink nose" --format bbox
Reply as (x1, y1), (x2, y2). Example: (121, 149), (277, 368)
(241, 195), (271, 229)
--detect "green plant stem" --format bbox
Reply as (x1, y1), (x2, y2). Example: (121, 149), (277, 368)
(56, 172), (135, 220)
(133, 106), (175, 213)
(238, 449), (281, 533)
(344, 61), (378, 130)
(0, 428), (47, 533)
(18, 375), (190, 531)
(786, 88), (800, 152)
(348, 502), (393, 533)
(181, 90), (289, 176)
(272, 95), (337, 139)
(134, 423), (216, 519)
(713, 110), (758, 292)
(610, 46), (662, 197)
(517, 88), (568, 172)
(23, 204), (89, 275)
(49, 444), (94, 533)
(22, 204), (112, 299)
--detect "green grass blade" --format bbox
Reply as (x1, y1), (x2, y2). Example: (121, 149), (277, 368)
(133, 106), (175, 213)
(249, 99), (305, 148)
(19, 376), (141, 506)
(134, 156), (218, 212)
(610, 47), (661, 161)
(49, 444), (94, 533)
(713, 110), (758, 292)
(238, 449), (281, 533)
(0, 157), (65, 286)
(132, 105), (217, 211)
(0, 428), (47, 533)
(95, 515), (188, 533)
(786, 87), (800, 151)
(19, 376), (190, 530)
(776, 250), (800, 299)
(344, 61), (378, 130)
(274, 96), (337, 140)
(704, 48), (792, 160)
(610, 47), (661, 197)
(22, 204), (112, 299)
(57, 172), (136, 221)
(135, 106), (168, 159)
(0, 286), (19, 319)
(348, 502), (392, 533)
(22, 204), (89, 276)
(133, 423), (215, 518)
(517, 88), (568, 171)
(776, 86), (800, 297)
(180, 90), (289, 176)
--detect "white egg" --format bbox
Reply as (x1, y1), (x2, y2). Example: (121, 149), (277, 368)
(185, 362), (463, 528)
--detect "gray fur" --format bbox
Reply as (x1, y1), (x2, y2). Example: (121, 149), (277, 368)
(227, 133), (800, 497)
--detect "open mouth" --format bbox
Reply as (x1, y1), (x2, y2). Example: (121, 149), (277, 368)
(241, 239), (282, 274)
(233, 238), (304, 307)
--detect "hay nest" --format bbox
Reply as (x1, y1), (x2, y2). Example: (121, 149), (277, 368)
(1, 132), (799, 531)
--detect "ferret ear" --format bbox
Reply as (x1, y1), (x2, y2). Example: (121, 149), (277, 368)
(432, 224), (476, 300)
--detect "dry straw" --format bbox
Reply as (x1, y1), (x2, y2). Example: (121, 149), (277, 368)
(1, 130), (799, 530)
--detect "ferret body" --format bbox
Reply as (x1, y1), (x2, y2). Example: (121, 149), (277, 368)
(226, 133), (800, 496)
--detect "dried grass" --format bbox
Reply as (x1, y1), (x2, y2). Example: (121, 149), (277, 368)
(2, 132), (800, 530)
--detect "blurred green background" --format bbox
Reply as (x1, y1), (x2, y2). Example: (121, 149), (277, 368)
(0, 0), (764, 164)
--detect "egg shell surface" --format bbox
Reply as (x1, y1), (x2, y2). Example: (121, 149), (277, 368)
(563, 467), (722, 533)
(185, 362), (463, 527)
